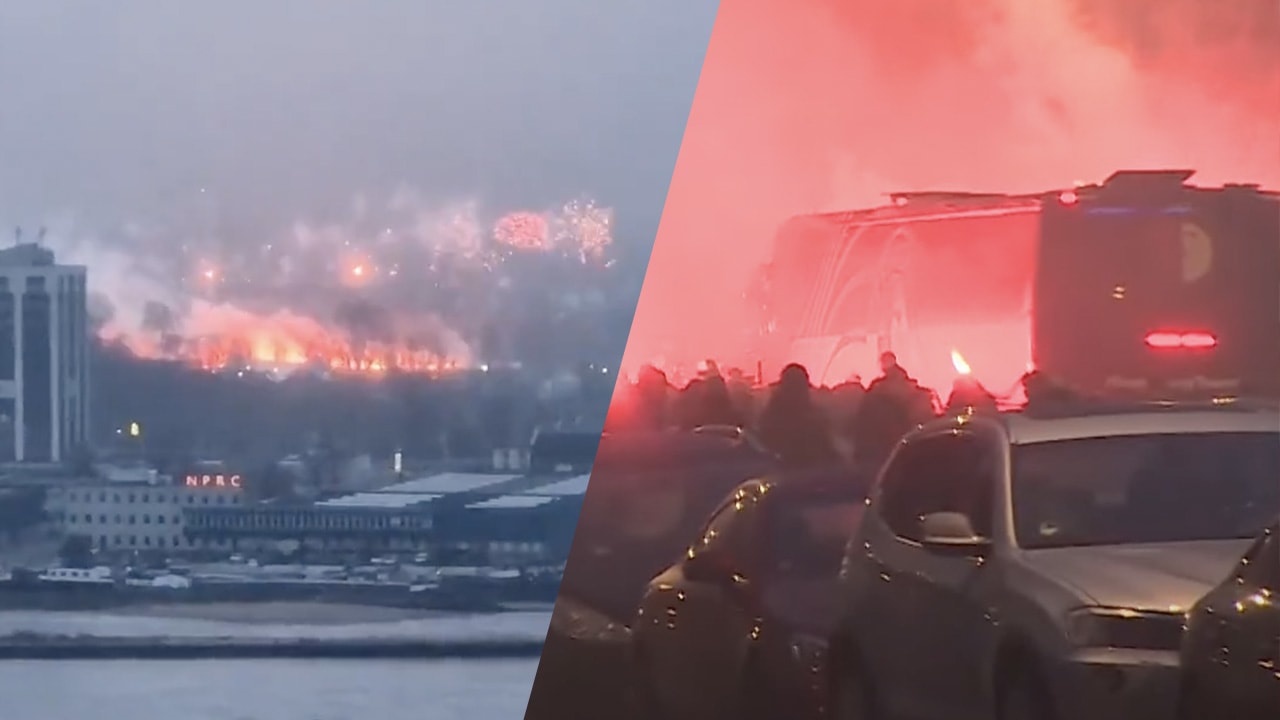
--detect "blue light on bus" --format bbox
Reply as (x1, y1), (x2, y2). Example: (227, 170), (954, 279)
(1084, 206), (1194, 216)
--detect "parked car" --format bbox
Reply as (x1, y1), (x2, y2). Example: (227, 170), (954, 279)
(559, 429), (780, 621)
(630, 473), (865, 720)
(827, 402), (1279, 720)
(1178, 520), (1279, 720)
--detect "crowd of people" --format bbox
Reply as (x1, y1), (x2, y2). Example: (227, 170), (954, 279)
(606, 352), (1027, 471)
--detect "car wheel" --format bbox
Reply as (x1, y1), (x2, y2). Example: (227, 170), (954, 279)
(1175, 679), (1211, 720)
(829, 654), (879, 720)
(629, 645), (668, 720)
(727, 651), (774, 720)
(997, 664), (1057, 720)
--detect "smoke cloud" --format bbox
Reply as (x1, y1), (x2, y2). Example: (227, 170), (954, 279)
(624, 0), (1280, 369)
(25, 188), (622, 376)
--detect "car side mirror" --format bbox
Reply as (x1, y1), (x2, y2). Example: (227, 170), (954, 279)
(919, 512), (990, 556)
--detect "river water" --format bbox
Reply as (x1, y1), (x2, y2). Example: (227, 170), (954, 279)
(0, 658), (538, 720)
(0, 605), (550, 719)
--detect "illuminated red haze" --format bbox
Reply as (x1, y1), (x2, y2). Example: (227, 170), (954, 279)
(622, 0), (1279, 385)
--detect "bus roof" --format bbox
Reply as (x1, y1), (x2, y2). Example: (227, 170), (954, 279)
(782, 169), (1278, 229)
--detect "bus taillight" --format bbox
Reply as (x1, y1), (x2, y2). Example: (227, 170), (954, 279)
(1145, 331), (1217, 350)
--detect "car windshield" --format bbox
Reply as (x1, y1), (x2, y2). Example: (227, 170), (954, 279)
(1011, 432), (1280, 549)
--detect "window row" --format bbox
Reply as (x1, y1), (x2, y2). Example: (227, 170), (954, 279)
(61, 491), (241, 505)
(98, 534), (187, 548)
(63, 513), (183, 525)
(188, 512), (431, 531)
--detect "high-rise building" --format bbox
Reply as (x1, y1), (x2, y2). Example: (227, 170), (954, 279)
(0, 243), (90, 463)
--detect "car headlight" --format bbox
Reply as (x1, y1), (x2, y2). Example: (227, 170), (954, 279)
(1064, 607), (1187, 651)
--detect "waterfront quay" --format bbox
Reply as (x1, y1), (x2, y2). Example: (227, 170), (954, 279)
(0, 635), (545, 660)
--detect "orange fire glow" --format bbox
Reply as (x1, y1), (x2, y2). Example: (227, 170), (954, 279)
(186, 335), (458, 376)
(107, 304), (467, 378)
(338, 254), (379, 288)
(951, 350), (972, 376)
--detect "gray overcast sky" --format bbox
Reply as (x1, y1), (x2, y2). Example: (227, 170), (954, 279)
(0, 0), (718, 243)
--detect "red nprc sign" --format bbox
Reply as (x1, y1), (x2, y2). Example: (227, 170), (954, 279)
(185, 474), (242, 488)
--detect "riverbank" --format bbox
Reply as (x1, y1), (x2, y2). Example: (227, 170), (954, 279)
(105, 601), (452, 623)
(0, 635), (544, 660)
(0, 597), (550, 640)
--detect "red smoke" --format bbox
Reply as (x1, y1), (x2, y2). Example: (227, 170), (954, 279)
(622, 0), (1279, 375)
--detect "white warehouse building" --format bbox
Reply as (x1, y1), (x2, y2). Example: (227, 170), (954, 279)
(46, 470), (245, 552)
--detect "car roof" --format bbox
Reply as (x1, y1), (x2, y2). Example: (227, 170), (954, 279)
(916, 404), (1279, 446)
(1003, 410), (1279, 444)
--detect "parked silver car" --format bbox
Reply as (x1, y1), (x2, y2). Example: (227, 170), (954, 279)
(827, 402), (1279, 720)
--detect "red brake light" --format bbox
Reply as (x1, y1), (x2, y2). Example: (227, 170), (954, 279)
(1144, 331), (1217, 350)
(1179, 332), (1218, 349)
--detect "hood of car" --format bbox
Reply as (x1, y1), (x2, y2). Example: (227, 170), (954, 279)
(1023, 538), (1250, 612)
